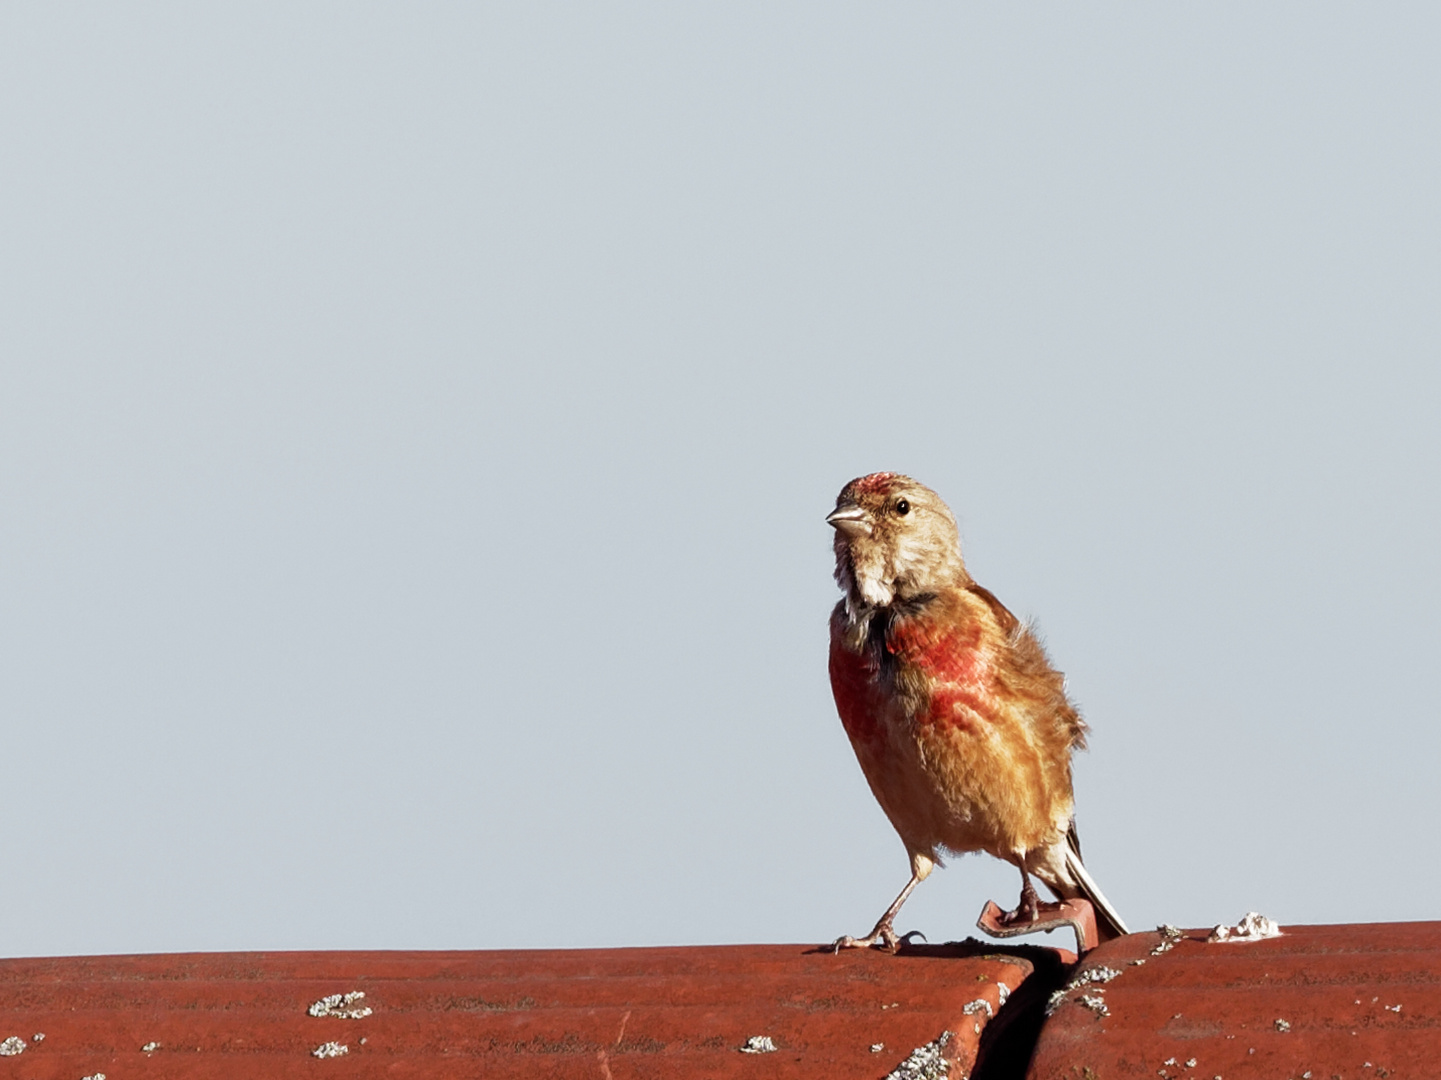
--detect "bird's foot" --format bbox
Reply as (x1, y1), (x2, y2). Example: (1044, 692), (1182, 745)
(830, 925), (926, 954)
(831, 924), (899, 953)
(997, 880), (1041, 928)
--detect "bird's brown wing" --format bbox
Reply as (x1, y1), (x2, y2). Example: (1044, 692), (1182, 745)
(968, 581), (1089, 753)
(964, 582), (1021, 636)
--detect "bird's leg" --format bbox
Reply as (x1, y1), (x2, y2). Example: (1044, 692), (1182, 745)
(998, 865), (1041, 928)
(831, 871), (924, 953)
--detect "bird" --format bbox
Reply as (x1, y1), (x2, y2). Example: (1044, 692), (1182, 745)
(825, 471), (1127, 951)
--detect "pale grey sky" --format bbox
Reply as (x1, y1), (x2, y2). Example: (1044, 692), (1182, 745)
(1, 5), (1438, 957)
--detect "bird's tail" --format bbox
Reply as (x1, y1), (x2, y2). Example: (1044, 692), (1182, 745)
(1064, 825), (1129, 941)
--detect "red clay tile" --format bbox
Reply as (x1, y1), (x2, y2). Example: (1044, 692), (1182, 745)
(0, 942), (1044, 1078)
(1028, 921), (1441, 1080)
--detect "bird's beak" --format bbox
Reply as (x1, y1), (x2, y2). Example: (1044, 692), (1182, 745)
(826, 502), (872, 538)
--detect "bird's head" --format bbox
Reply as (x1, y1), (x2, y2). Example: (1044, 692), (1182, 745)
(827, 472), (967, 610)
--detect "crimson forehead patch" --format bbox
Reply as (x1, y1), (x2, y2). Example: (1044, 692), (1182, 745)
(852, 471), (904, 493)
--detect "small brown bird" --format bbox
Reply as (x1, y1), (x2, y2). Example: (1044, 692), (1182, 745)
(827, 472), (1127, 950)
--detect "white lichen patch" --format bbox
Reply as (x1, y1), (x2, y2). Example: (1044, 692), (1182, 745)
(82, 1074), (106, 1080)
(884, 1031), (952, 1080)
(997, 982), (1010, 1005)
(1274, 1019), (1291, 1033)
(0, 1037), (23, 1056)
(309, 991), (372, 1019)
(1208, 912), (1282, 943)
(1386, 1004), (1402, 1013)
(1151, 925), (1185, 956)
(30, 1034), (43, 1043)
(1046, 963), (1124, 1015)
(1077, 994), (1110, 1017)
(962, 998), (994, 1018)
(871, 1043), (885, 1053)
(311, 1042), (348, 1059)
(739, 1035), (776, 1054)
(142, 1042), (160, 1052)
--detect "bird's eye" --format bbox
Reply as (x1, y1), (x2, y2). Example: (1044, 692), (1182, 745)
(895, 499), (910, 516)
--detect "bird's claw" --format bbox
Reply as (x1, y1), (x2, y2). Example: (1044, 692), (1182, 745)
(830, 929), (895, 953)
(997, 881), (1041, 928)
(829, 926), (925, 954)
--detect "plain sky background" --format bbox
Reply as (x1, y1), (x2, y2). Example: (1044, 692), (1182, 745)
(1, 5), (1438, 958)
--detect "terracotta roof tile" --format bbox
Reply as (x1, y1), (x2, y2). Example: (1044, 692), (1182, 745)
(0, 942), (1043, 1078)
(1029, 920), (1441, 1079)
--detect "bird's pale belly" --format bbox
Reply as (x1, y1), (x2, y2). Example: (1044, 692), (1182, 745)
(831, 647), (1067, 862)
(851, 700), (1012, 859)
